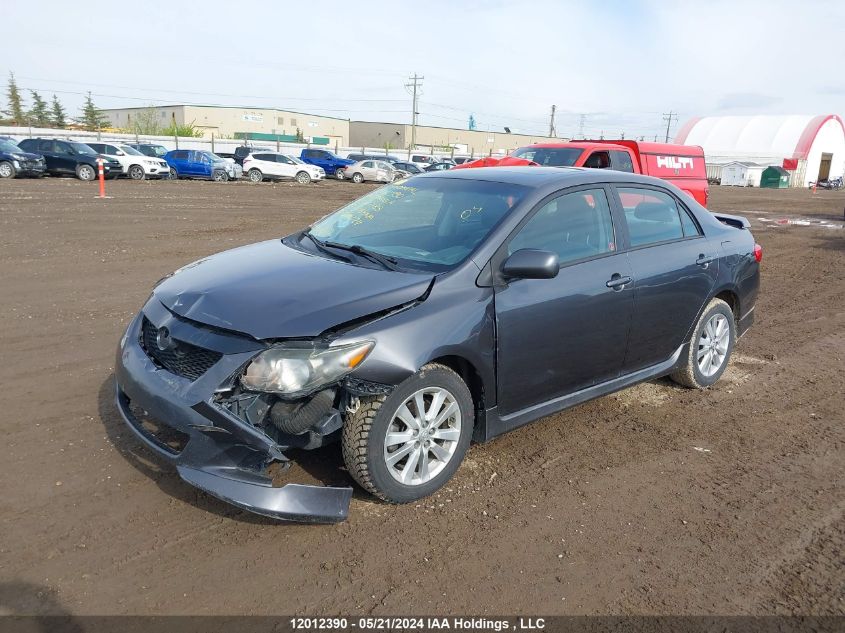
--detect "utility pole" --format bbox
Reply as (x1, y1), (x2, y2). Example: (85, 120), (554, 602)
(405, 74), (423, 155)
(548, 105), (556, 138)
(578, 114), (586, 139)
(662, 111), (677, 143)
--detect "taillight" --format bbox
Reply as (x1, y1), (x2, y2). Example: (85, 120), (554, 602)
(753, 243), (762, 263)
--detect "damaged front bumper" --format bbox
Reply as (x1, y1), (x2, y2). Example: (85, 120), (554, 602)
(114, 302), (353, 523)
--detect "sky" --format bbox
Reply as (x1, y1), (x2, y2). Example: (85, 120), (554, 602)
(3, 0), (844, 140)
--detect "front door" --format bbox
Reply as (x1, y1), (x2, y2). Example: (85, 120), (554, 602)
(494, 187), (634, 415)
(612, 185), (718, 372)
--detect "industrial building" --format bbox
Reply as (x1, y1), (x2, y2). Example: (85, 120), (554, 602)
(102, 105), (562, 156)
(675, 115), (845, 187)
(103, 105), (351, 146)
(348, 121), (560, 156)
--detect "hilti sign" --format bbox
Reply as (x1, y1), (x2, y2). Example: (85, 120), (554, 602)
(656, 156), (694, 170)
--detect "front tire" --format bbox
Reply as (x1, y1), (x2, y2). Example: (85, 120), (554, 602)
(335, 168), (346, 181)
(248, 168), (263, 183)
(213, 170), (229, 182)
(0, 161), (15, 178)
(352, 172), (364, 184)
(128, 164), (145, 180)
(295, 170), (311, 184)
(76, 164), (95, 181)
(670, 298), (736, 389)
(342, 363), (473, 503)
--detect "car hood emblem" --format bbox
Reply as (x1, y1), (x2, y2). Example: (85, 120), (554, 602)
(156, 326), (175, 351)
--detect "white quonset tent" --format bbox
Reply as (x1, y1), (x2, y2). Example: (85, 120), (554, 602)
(675, 115), (845, 187)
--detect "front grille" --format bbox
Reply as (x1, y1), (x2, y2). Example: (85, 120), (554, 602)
(140, 317), (223, 381)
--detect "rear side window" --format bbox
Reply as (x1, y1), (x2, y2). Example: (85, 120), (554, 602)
(583, 151), (611, 169)
(609, 151), (634, 173)
(509, 189), (616, 265)
(617, 187), (686, 247)
(253, 154), (273, 161)
(171, 150), (188, 159)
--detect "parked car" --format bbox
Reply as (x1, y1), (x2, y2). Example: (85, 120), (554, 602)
(345, 159), (396, 183)
(346, 153), (401, 164)
(299, 148), (355, 180)
(164, 150), (243, 181)
(391, 161), (425, 175)
(126, 143), (169, 159)
(17, 138), (122, 181)
(408, 154), (437, 166)
(114, 167), (761, 523)
(87, 142), (170, 180)
(424, 162), (455, 172)
(243, 152), (325, 184)
(457, 140), (710, 206)
(233, 145), (273, 166)
(0, 137), (46, 178)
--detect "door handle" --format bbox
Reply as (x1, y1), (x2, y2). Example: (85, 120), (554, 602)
(696, 254), (714, 267)
(606, 274), (633, 290)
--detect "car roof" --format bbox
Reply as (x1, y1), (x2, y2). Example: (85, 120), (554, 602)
(413, 166), (670, 189)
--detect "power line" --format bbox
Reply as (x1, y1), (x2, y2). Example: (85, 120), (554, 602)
(662, 111), (678, 142)
(405, 74), (423, 151)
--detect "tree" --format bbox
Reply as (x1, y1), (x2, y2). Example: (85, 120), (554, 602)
(294, 127), (305, 143)
(28, 90), (50, 127)
(130, 107), (163, 135)
(51, 95), (67, 128)
(77, 91), (109, 131)
(4, 72), (25, 125)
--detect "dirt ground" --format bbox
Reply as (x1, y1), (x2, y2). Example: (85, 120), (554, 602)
(0, 177), (842, 617)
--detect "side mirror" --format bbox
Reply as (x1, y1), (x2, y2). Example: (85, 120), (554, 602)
(501, 249), (559, 280)
(116, 150), (125, 156)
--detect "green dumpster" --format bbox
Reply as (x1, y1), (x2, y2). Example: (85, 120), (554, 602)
(760, 166), (790, 188)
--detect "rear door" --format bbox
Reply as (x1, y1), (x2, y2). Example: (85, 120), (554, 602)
(611, 185), (719, 372)
(168, 150), (190, 176)
(494, 186), (634, 415)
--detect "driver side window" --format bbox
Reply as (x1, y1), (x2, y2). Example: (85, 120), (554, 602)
(509, 189), (616, 265)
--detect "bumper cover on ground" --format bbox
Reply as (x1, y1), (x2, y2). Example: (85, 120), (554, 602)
(114, 309), (352, 523)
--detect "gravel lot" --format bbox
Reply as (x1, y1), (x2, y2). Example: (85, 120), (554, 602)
(0, 177), (842, 616)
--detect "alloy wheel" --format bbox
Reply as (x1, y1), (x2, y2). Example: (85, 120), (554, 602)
(697, 313), (730, 377)
(383, 387), (462, 486)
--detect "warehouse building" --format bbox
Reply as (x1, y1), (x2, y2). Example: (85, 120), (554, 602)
(349, 121), (558, 156)
(675, 115), (845, 187)
(103, 105), (351, 145)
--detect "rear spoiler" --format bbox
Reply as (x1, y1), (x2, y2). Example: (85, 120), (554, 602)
(712, 212), (751, 229)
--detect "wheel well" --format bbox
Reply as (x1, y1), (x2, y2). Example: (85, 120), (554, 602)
(715, 290), (740, 322)
(429, 355), (485, 415)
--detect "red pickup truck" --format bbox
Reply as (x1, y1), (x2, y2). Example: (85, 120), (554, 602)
(455, 140), (709, 207)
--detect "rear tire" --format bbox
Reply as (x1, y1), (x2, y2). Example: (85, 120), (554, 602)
(342, 363), (473, 503)
(0, 161), (15, 178)
(248, 168), (263, 183)
(169, 168), (178, 179)
(76, 164), (95, 181)
(670, 298), (735, 389)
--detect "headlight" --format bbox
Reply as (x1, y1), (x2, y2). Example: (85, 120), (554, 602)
(143, 159), (157, 165)
(241, 341), (374, 396)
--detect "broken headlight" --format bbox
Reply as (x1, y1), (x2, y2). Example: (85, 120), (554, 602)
(241, 341), (374, 397)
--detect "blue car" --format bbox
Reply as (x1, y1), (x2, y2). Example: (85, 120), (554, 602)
(0, 137), (46, 179)
(164, 149), (243, 181)
(300, 148), (354, 180)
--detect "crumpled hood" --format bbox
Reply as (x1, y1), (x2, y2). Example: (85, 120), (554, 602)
(153, 239), (433, 340)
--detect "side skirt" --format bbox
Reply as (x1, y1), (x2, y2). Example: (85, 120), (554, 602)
(479, 345), (685, 442)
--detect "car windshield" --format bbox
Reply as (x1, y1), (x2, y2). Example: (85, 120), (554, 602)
(206, 152), (227, 163)
(0, 140), (21, 152)
(70, 143), (97, 156)
(511, 146), (583, 167)
(308, 178), (528, 271)
(286, 155), (304, 164)
(118, 145), (144, 156)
